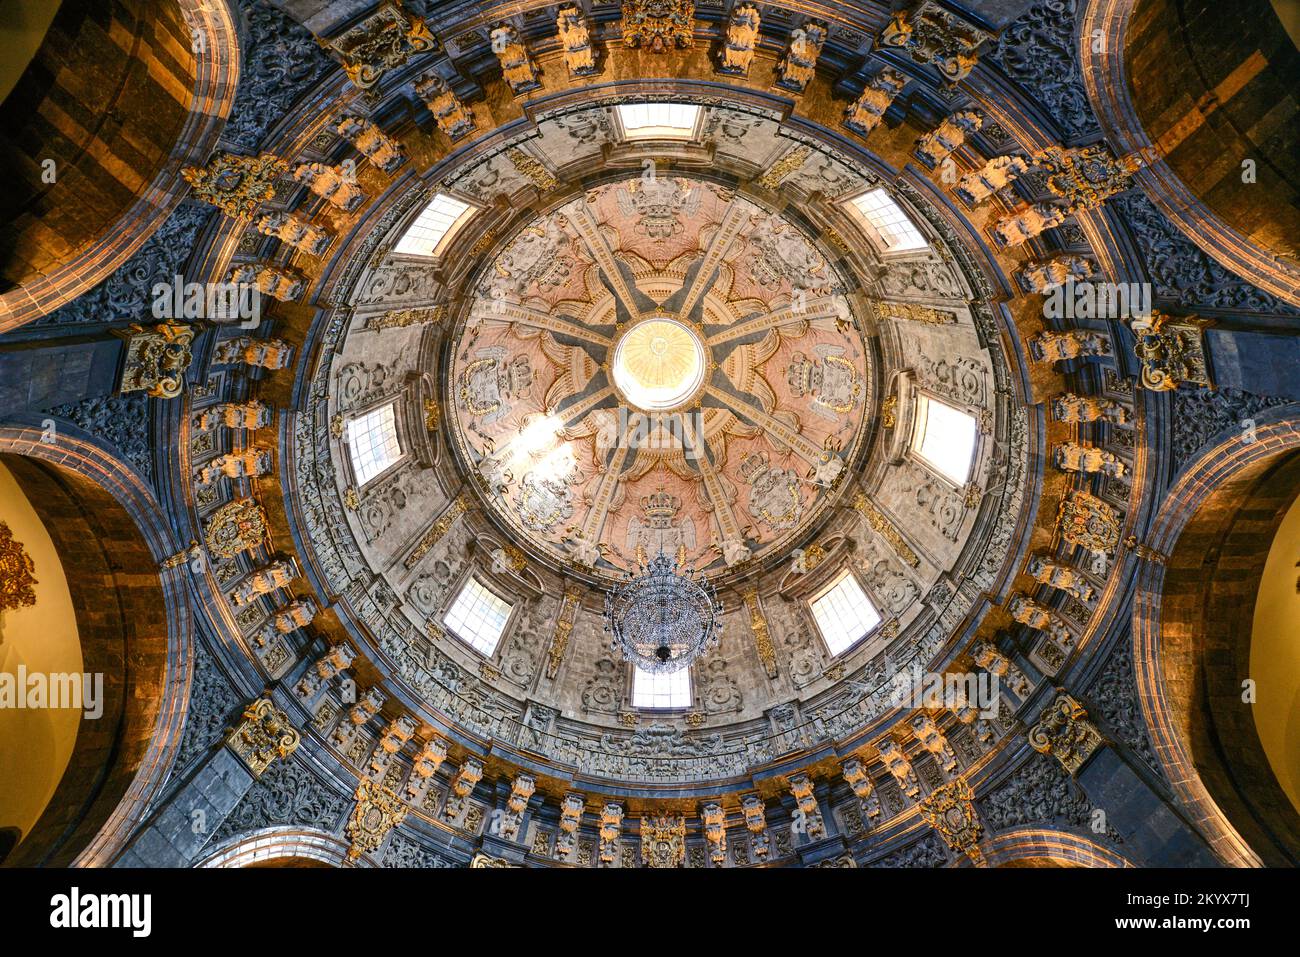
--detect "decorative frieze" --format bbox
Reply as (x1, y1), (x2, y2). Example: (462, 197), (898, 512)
(1028, 691), (1105, 774)
(875, 300), (958, 325)
(364, 305), (446, 331)
(775, 21), (828, 93)
(226, 697), (300, 778)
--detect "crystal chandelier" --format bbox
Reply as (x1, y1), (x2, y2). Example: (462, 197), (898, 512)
(604, 549), (723, 674)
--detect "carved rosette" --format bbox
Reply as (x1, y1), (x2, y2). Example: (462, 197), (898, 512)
(1028, 692), (1105, 774)
(226, 697), (301, 778)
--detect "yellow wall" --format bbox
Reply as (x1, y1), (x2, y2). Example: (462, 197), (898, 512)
(0, 459), (83, 843)
(0, 0), (62, 106)
(1250, 489), (1300, 814)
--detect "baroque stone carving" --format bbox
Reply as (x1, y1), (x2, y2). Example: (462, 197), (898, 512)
(212, 336), (293, 370)
(1050, 392), (1131, 426)
(843, 69), (907, 137)
(640, 814), (687, 867)
(414, 73), (476, 141)
(257, 211), (333, 255)
(346, 780), (408, 860)
(1028, 691), (1105, 774)
(1029, 330), (1112, 363)
(294, 162), (365, 211)
(920, 778), (984, 864)
(204, 498), (268, 559)
(1026, 554), (1094, 602)
(740, 586), (779, 679)
(851, 491), (920, 567)
(115, 322), (195, 399)
(1056, 491), (1121, 553)
(622, 0), (694, 52)
(789, 773), (826, 840)
(322, 1), (436, 91)
(557, 5), (598, 77)
(915, 110), (982, 169)
(742, 794), (769, 857)
(717, 3), (760, 76)
(879, 1), (991, 85)
(225, 697), (301, 777)
(334, 114), (406, 172)
(775, 21), (828, 93)
(181, 152), (286, 218)
(490, 23), (541, 95)
(598, 802), (624, 864)
(1018, 254), (1094, 293)
(701, 803), (727, 864)
(1133, 314), (1212, 392)
(841, 758), (882, 822)
(556, 793), (585, 859)
(1053, 442), (1126, 478)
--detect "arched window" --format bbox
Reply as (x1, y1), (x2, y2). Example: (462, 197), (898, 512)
(345, 403), (403, 486)
(615, 103), (701, 140)
(393, 193), (475, 257)
(443, 576), (512, 657)
(845, 188), (928, 252)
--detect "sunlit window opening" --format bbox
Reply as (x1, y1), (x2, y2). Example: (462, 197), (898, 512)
(444, 576), (513, 656)
(616, 102), (701, 140)
(810, 569), (882, 656)
(911, 393), (978, 485)
(393, 193), (474, 257)
(632, 666), (693, 709)
(346, 403), (402, 485)
(846, 188), (929, 252)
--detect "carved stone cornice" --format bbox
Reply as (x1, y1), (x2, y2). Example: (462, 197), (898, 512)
(1028, 691), (1105, 774)
(226, 697), (301, 778)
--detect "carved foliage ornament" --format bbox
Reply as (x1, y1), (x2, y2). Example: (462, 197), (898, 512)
(622, 0), (695, 52)
(346, 780), (409, 859)
(115, 322), (195, 399)
(205, 498), (270, 559)
(1028, 691), (1104, 774)
(1055, 491), (1120, 553)
(878, 1), (991, 85)
(0, 522), (37, 613)
(181, 152), (287, 219)
(323, 1), (437, 90)
(226, 697), (301, 778)
(1134, 313), (1212, 392)
(640, 814), (687, 867)
(920, 777), (984, 864)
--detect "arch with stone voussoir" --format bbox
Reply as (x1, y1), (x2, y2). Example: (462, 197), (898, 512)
(0, 424), (193, 867)
(1132, 404), (1300, 867)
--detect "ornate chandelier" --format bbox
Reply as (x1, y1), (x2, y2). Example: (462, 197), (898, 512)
(604, 549), (723, 674)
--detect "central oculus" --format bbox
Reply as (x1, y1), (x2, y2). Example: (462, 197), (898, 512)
(611, 316), (706, 411)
